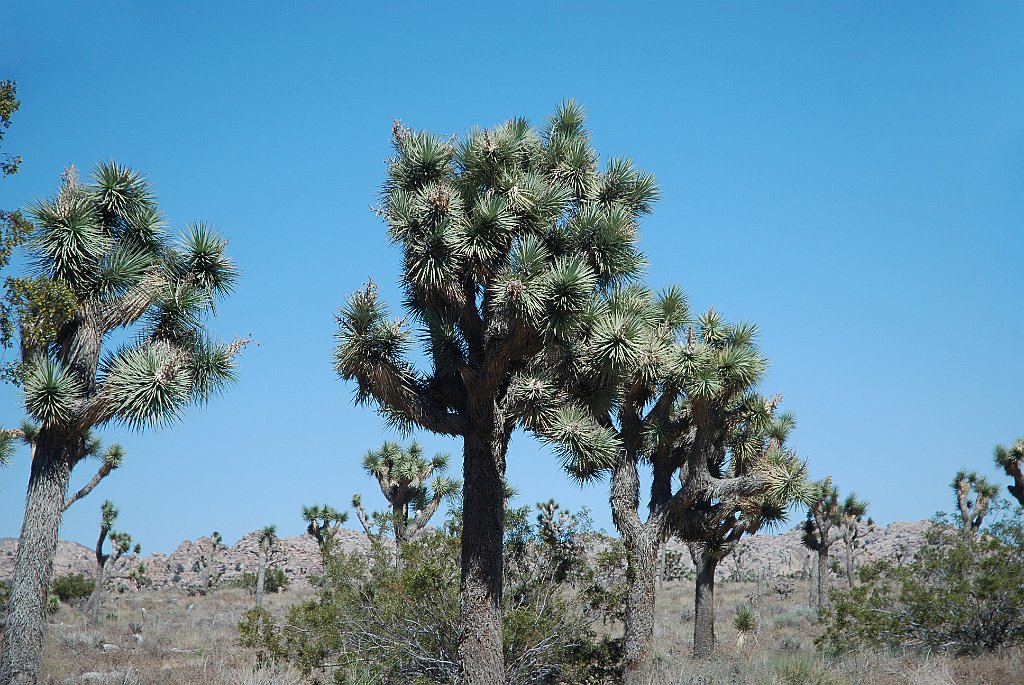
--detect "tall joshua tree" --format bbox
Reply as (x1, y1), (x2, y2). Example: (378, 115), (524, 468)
(681, 402), (807, 660)
(951, 470), (999, 535)
(353, 440), (460, 558)
(87, 500), (140, 625)
(0, 162), (245, 685)
(333, 102), (656, 684)
(994, 438), (1024, 507)
(837, 493), (870, 589)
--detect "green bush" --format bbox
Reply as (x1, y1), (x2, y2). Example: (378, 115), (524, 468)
(50, 573), (94, 603)
(820, 508), (1024, 655)
(241, 502), (625, 684)
(237, 567), (289, 595)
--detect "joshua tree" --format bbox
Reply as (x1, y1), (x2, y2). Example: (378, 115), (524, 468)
(798, 479), (847, 610)
(0, 162), (246, 685)
(952, 470), (1000, 535)
(994, 438), (1024, 507)
(302, 504), (349, 549)
(196, 531), (225, 590)
(353, 440), (460, 558)
(539, 288), (806, 672)
(333, 102), (656, 684)
(254, 525), (277, 608)
(837, 494), (870, 589)
(680, 403), (807, 660)
(87, 500), (140, 625)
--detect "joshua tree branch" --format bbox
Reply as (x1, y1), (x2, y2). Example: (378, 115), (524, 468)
(99, 272), (165, 332)
(353, 501), (374, 537)
(354, 361), (467, 437)
(64, 462), (115, 512)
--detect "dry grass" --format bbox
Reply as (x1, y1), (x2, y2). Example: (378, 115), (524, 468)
(31, 579), (1024, 684)
(36, 587), (309, 685)
(651, 578), (1024, 685)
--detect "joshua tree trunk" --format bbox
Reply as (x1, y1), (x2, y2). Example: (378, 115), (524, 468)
(87, 562), (106, 626)
(692, 549), (719, 660)
(0, 435), (75, 685)
(457, 421), (507, 685)
(808, 554), (819, 610)
(816, 548), (830, 611)
(254, 548), (267, 608)
(844, 540), (855, 589)
(622, 537), (658, 685)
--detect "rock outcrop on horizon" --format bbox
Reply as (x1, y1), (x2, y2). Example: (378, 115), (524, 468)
(0, 520), (931, 590)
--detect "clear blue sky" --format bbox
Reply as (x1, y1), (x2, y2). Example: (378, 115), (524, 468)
(2, 2), (1021, 553)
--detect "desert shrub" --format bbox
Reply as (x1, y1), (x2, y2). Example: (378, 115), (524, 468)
(0, 581), (9, 612)
(778, 636), (803, 652)
(241, 503), (625, 684)
(237, 567), (289, 595)
(769, 653), (845, 685)
(820, 509), (1024, 655)
(226, 660), (305, 685)
(59, 630), (103, 653)
(772, 605), (816, 628)
(50, 573), (94, 603)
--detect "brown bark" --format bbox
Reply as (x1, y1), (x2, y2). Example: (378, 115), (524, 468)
(621, 537), (658, 685)
(808, 553), (819, 610)
(816, 547), (830, 612)
(87, 562), (106, 626)
(0, 434), (74, 685)
(254, 542), (268, 608)
(457, 426), (507, 685)
(844, 539), (855, 590)
(692, 550), (719, 660)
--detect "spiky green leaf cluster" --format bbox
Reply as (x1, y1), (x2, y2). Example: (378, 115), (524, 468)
(360, 440), (461, 519)
(335, 102), (659, 473)
(13, 161), (245, 434)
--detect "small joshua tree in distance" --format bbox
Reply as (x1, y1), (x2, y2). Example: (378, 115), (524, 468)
(302, 504), (349, 550)
(353, 440), (460, 559)
(254, 526), (277, 608)
(802, 478), (840, 612)
(994, 438), (1024, 507)
(87, 500), (139, 625)
(952, 470), (1000, 535)
(837, 493), (870, 589)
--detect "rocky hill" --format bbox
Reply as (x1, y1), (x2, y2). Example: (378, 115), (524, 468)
(0, 520), (931, 590)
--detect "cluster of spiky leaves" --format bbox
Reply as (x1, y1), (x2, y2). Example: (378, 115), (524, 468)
(355, 440), (461, 539)
(802, 478), (840, 551)
(334, 101), (658, 473)
(801, 478), (868, 552)
(994, 437), (1024, 506)
(798, 479), (872, 552)
(97, 500), (140, 565)
(952, 470), (1001, 532)
(302, 504), (349, 547)
(13, 162), (241, 435)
